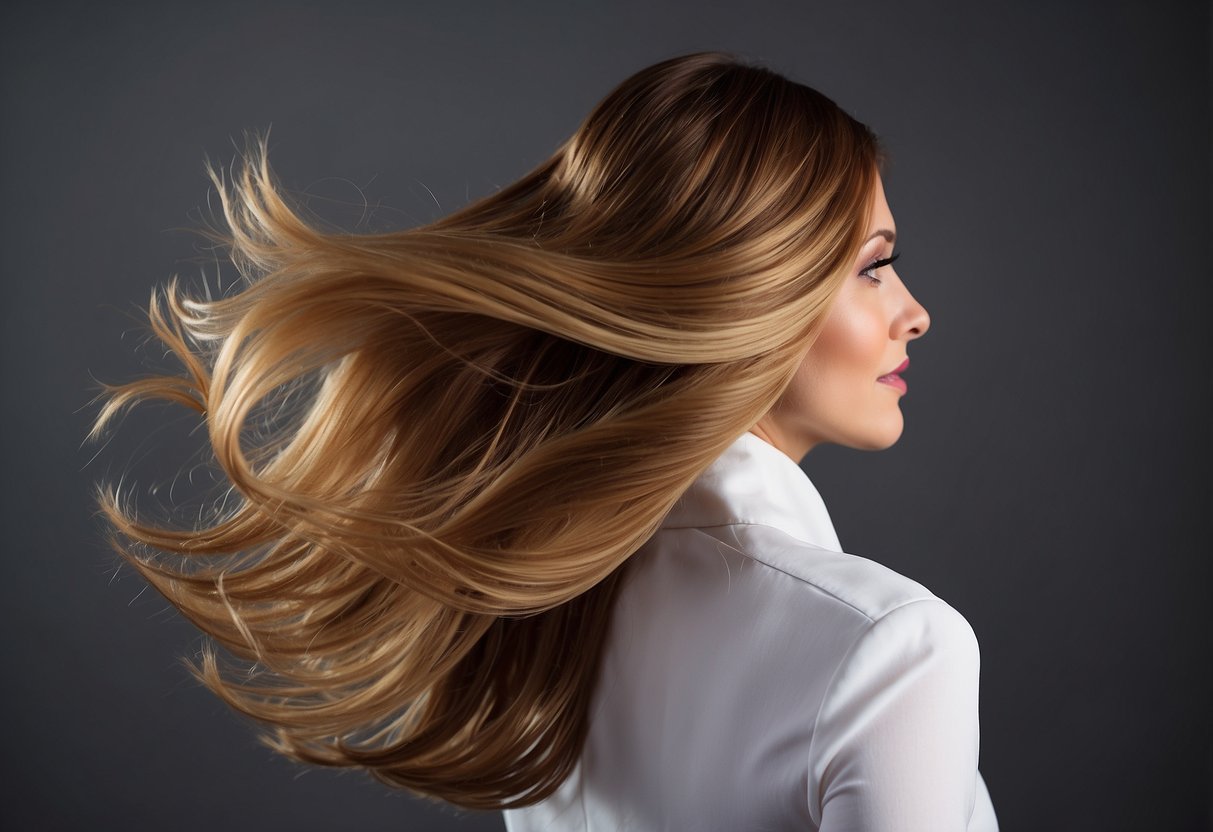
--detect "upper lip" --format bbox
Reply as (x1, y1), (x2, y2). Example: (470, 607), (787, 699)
(881, 357), (909, 377)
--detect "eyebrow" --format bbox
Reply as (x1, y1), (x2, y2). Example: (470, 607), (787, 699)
(867, 229), (896, 244)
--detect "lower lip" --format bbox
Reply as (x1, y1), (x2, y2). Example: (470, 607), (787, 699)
(877, 374), (907, 393)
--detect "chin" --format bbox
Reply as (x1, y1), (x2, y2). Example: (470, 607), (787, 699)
(841, 417), (905, 452)
(842, 435), (901, 452)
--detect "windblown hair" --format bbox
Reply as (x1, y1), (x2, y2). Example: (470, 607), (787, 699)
(86, 51), (883, 810)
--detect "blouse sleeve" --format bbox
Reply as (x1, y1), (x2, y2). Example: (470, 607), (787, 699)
(807, 598), (984, 832)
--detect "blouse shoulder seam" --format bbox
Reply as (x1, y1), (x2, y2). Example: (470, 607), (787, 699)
(669, 523), (934, 624)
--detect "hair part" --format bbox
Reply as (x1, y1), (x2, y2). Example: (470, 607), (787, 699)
(86, 50), (882, 809)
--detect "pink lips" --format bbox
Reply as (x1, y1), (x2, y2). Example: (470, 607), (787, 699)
(877, 357), (909, 394)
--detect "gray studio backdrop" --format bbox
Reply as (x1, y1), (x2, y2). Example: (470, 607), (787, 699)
(3, 1), (1209, 830)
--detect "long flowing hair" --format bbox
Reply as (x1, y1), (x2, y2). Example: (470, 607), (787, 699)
(86, 50), (882, 810)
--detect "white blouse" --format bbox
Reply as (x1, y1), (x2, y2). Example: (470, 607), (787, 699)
(503, 431), (999, 831)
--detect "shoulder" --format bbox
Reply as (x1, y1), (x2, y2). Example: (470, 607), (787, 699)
(667, 521), (946, 625)
(629, 521), (983, 694)
(697, 519), (983, 679)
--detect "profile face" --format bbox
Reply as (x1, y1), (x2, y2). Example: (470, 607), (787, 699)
(753, 171), (930, 461)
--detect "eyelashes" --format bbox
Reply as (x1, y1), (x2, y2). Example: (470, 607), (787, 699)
(859, 251), (900, 285)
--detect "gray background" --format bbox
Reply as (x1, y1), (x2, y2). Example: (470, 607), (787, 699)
(3, 0), (1209, 829)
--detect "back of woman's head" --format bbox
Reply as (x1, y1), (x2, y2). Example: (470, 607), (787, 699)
(87, 50), (883, 809)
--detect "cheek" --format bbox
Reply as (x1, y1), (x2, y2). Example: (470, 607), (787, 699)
(812, 302), (888, 384)
(779, 306), (882, 413)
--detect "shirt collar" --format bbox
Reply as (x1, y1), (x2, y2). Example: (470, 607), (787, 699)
(660, 430), (843, 553)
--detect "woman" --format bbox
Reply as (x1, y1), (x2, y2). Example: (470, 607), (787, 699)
(87, 51), (998, 830)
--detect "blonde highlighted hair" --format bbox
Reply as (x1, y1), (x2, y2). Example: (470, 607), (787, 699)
(86, 51), (883, 809)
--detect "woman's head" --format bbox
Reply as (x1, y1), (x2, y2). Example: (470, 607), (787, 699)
(87, 51), (890, 809)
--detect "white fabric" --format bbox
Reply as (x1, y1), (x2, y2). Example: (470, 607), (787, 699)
(503, 430), (999, 831)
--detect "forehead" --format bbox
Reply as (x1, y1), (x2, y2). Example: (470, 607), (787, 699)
(867, 173), (895, 230)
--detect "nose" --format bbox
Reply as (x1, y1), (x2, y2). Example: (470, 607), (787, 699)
(901, 287), (930, 341)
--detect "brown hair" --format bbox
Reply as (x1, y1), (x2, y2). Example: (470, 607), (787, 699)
(86, 50), (882, 810)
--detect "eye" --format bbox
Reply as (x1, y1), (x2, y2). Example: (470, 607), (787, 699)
(859, 251), (900, 285)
